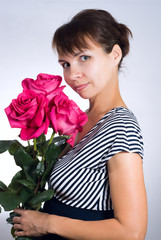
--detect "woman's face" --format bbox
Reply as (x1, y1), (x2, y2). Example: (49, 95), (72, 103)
(58, 39), (118, 100)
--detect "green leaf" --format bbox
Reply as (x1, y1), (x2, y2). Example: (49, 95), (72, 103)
(19, 187), (35, 206)
(14, 148), (35, 173)
(45, 142), (63, 165)
(36, 136), (67, 157)
(8, 170), (25, 191)
(36, 139), (49, 155)
(35, 160), (45, 177)
(24, 144), (34, 157)
(0, 191), (21, 211)
(0, 206), (1, 213)
(0, 140), (17, 153)
(25, 173), (37, 186)
(11, 227), (16, 239)
(8, 170), (35, 206)
(16, 180), (34, 189)
(41, 143), (66, 187)
(11, 226), (16, 238)
(28, 189), (54, 207)
(9, 140), (23, 155)
(36, 133), (46, 143)
(0, 181), (8, 191)
(0, 186), (35, 211)
(52, 135), (68, 145)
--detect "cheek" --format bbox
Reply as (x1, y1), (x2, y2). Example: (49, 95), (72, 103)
(64, 75), (74, 90)
(85, 64), (101, 84)
(83, 64), (97, 81)
(63, 71), (70, 84)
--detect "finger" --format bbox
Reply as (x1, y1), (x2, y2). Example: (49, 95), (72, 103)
(14, 230), (27, 237)
(13, 223), (22, 230)
(14, 208), (24, 215)
(13, 216), (21, 224)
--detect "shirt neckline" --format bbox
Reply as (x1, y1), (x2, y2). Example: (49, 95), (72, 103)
(74, 106), (130, 147)
(59, 106), (130, 160)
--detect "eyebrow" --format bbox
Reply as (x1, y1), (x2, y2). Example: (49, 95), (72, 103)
(73, 51), (83, 57)
(58, 51), (84, 62)
(58, 59), (65, 63)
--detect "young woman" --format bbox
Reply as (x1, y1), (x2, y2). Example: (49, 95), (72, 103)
(13, 9), (148, 240)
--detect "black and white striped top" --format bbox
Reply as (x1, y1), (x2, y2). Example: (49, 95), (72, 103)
(49, 107), (144, 211)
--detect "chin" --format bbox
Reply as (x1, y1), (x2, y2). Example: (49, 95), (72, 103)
(77, 93), (91, 100)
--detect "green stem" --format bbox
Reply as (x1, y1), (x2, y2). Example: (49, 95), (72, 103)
(34, 178), (41, 194)
(33, 139), (37, 151)
(48, 132), (55, 146)
(42, 154), (45, 162)
(42, 132), (55, 162)
(33, 138), (37, 159)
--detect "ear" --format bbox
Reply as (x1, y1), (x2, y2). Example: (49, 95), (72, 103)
(111, 44), (122, 66)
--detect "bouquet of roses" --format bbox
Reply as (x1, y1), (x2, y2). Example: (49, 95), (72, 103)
(0, 73), (87, 239)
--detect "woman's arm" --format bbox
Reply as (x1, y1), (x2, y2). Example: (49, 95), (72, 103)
(13, 152), (147, 240)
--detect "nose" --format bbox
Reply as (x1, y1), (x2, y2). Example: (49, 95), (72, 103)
(69, 66), (83, 80)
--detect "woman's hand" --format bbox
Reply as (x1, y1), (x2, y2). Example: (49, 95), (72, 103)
(13, 208), (51, 237)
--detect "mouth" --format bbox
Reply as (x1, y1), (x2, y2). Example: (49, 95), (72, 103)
(75, 83), (89, 92)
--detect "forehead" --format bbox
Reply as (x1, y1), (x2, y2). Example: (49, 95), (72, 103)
(58, 38), (101, 59)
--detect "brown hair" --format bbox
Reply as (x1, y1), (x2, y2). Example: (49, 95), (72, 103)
(52, 9), (133, 68)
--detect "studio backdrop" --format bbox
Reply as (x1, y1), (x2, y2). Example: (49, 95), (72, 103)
(0, 0), (161, 239)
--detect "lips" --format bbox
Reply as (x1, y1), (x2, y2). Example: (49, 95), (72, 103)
(75, 83), (89, 92)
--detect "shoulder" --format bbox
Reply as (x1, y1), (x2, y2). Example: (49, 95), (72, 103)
(105, 107), (140, 125)
(104, 107), (142, 135)
(102, 107), (144, 160)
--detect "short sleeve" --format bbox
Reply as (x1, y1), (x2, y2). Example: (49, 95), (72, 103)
(102, 112), (144, 162)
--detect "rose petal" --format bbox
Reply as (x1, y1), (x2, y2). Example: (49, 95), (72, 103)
(20, 123), (46, 140)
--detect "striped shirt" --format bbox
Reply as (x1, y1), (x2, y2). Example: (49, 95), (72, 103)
(49, 107), (144, 211)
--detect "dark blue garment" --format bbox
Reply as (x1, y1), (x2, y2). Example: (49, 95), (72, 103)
(39, 197), (114, 240)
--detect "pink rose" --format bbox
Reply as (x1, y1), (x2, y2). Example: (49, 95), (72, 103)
(22, 73), (65, 102)
(49, 92), (88, 147)
(5, 90), (49, 140)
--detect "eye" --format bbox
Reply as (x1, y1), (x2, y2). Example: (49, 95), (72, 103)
(62, 62), (70, 69)
(80, 55), (90, 62)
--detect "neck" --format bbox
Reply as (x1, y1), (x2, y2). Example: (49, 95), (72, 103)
(87, 79), (126, 116)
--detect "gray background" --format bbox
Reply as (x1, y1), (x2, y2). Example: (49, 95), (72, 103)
(0, 0), (161, 239)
